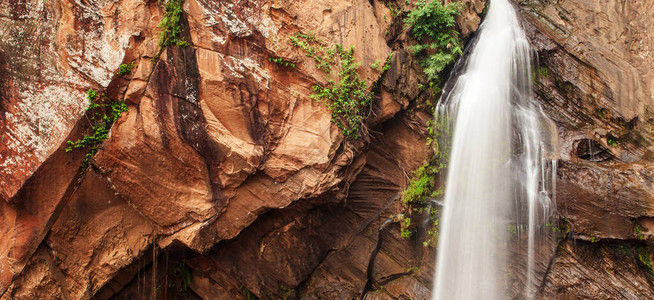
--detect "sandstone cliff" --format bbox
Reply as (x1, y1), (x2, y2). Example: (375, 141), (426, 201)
(0, 0), (653, 299)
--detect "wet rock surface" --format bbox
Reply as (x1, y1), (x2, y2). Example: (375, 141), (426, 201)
(519, 0), (654, 298)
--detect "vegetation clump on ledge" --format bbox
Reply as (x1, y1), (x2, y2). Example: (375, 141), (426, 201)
(152, 0), (189, 62)
(158, 0), (190, 48)
(400, 117), (451, 245)
(404, 0), (463, 92)
(117, 61), (135, 76)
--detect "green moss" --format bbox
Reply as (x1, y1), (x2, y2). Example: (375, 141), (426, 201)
(404, 265), (419, 273)
(597, 107), (610, 120)
(607, 136), (619, 147)
(589, 233), (597, 243)
(546, 222), (563, 233)
(401, 216), (413, 238)
(402, 116), (451, 245)
(508, 224), (518, 236)
(636, 246), (654, 276)
(532, 65), (549, 85)
(279, 285), (294, 300)
(538, 66), (549, 78)
(402, 163), (437, 207)
(633, 220), (646, 240)
(422, 207), (440, 246)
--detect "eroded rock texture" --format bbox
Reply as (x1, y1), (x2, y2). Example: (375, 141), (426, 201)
(1, 0), (653, 299)
(519, 0), (654, 298)
(0, 0), (428, 298)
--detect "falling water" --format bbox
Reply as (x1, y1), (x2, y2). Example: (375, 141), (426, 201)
(433, 0), (555, 299)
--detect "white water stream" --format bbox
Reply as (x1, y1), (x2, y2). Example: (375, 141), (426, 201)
(433, 0), (555, 299)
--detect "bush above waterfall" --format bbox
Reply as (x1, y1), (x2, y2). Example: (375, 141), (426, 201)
(405, 0), (461, 41)
(405, 0), (463, 87)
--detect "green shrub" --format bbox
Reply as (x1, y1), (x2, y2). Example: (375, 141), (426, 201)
(289, 32), (336, 73)
(158, 0), (189, 48)
(117, 61), (135, 76)
(311, 45), (373, 139)
(405, 0), (462, 87)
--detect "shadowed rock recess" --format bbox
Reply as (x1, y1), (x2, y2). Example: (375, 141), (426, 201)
(0, 0), (652, 299)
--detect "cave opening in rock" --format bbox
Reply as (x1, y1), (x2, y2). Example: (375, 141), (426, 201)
(576, 138), (613, 162)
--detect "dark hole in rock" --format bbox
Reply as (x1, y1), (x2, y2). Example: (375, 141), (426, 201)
(576, 138), (614, 162)
(626, 117), (639, 130)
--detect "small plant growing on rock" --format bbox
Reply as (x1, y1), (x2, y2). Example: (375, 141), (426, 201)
(370, 60), (381, 71)
(636, 246), (654, 277)
(401, 216), (413, 238)
(633, 220), (646, 240)
(290, 33), (378, 139)
(241, 287), (259, 300)
(311, 45), (373, 139)
(117, 61), (135, 76)
(400, 116), (452, 244)
(86, 88), (97, 100)
(268, 57), (295, 68)
(171, 262), (192, 294)
(66, 88), (128, 168)
(158, 0), (189, 47)
(607, 136), (619, 147)
(289, 32), (336, 73)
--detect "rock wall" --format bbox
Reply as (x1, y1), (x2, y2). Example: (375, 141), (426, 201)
(519, 0), (654, 298)
(1, 0), (653, 299)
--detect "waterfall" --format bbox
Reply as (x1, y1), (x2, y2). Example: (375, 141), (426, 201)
(432, 0), (555, 299)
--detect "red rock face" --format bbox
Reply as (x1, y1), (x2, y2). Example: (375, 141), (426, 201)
(0, 0), (147, 202)
(1, 0), (653, 299)
(0, 0), (405, 297)
(519, 0), (654, 297)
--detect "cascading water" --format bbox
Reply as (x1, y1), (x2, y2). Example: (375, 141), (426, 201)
(433, 0), (556, 299)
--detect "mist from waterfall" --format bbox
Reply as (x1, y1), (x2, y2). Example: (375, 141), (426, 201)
(432, 0), (556, 299)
